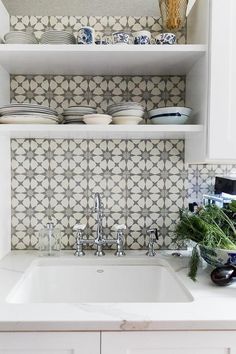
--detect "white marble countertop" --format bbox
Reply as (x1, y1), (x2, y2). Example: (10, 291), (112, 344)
(0, 250), (236, 332)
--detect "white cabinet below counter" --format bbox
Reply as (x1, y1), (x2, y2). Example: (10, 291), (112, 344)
(0, 332), (100, 354)
(102, 331), (236, 354)
(1, 331), (236, 354)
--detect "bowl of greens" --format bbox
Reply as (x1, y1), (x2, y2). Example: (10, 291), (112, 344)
(198, 245), (236, 267)
(175, 202), (236, 281)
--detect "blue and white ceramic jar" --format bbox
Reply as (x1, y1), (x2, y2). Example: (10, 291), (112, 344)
(77, 26), (95, 44)
(155, 32), (176, 45)
(134, 31), (151, 45)
(112, 31), (130, 44)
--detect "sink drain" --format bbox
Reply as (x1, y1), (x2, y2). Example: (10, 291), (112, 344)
(97, 269), (104, 273)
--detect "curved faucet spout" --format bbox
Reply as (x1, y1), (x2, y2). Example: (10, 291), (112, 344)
(93, 193), (105, 256)
(94, 192), (102, 213)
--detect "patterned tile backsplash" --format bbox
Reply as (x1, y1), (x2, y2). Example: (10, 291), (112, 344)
(10, 75), (186, 121)
(9, 16), (236, 251)
(10, 15), (186, 44)
(11, 139), (236, 251)
(11, 139), (187, 250)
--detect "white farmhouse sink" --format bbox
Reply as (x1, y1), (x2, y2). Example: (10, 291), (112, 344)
(7, 257), (193, 303)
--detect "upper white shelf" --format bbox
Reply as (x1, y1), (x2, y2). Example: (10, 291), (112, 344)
(0, 124), (203, 139)
(0, 44), (207, 75)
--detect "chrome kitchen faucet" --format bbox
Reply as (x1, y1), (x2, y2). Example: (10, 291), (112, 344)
(74, 193), (126, 257)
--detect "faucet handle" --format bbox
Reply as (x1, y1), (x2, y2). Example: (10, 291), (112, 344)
(114, 224), (126, 231)
(114, 224), (126, 241)
(74, 224), (86, 257)
(146, 228), (158, 257)
(114, 224), (126, 257)
(74, 224), (86, 231)
(147, 228), (158, 242)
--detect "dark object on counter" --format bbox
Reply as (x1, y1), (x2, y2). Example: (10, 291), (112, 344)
(210, 265), (236, 286)
(189, 202), (198, 213)
(215, 176), (236, 195)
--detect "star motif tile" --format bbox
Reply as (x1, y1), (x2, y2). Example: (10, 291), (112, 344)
(9, 17), (227, 251)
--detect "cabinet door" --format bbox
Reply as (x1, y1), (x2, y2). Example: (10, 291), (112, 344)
(208, 0), (236, 160)
(0, 332), (100, 354)
(102, 331), (236, 354)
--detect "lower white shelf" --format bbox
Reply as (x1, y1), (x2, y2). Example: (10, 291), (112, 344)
(0, 124), (203, 139)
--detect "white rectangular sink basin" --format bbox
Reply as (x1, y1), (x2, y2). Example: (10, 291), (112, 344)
(7, 257), (193, 303)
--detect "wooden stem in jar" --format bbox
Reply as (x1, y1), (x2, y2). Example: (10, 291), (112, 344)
(165, 0), (185, 31)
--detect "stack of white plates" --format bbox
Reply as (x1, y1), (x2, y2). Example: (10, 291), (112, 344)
(0, 104), (60, 124)
(107, 102), (144, 125)
(148, 107), (192, 125)
(83, 114), (112, 125)
(41, 31), (76, 44)
(63, 106), (97, 124)
(4, 31), (38, 44)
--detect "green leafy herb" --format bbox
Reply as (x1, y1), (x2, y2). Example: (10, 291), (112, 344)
(188, 245), (200, 281)
(175, 203), (236, 280)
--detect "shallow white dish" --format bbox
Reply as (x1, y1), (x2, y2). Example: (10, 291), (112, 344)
(63, 116), (84, 121)
(41, 31), (76, 44)
(83, 114), (112, 125)
(4, 31), (38, 44)
(112, 109), (144, 117)
(63, 121), (85, 124)
(107, 102), (144, 115)
(0, 104), (57, 116)
(112, 116), (143, 125)
(0, 115), (59, 124)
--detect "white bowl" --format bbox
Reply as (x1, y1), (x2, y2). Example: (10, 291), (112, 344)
(112, 116), (143, 125)
(149, 106), (192, 125)
(83, 114), (112, 125)
(112, 109), (144, 117)
(149, 106), (192, 118)
(150, 116), (190, 125)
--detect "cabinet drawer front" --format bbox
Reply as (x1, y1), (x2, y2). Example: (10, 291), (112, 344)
(102, 332), (236, 354)
(129, 349), (227, 354)
(0, 332), (100, 354)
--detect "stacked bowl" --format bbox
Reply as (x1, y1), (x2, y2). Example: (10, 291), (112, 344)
(0, 103), (59, 124)
(4, 31), (38, 44)
(83, 114), (112, 125)
(63, 106), (97, 124)
(107, 102), (144, 125)
(148, 107), (192, 125)
(41, 31), (76, 44)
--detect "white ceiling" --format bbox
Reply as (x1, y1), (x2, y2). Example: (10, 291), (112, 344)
(2, 0), (159, 16)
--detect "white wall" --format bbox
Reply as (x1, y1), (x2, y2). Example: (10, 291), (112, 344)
(2, 0), (160, 16)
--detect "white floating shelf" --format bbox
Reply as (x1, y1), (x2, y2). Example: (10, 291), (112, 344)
(0, 124), (203, 139)
(0, 44), (207, 75)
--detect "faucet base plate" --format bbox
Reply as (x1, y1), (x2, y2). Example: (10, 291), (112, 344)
(94, 250), (105, 257)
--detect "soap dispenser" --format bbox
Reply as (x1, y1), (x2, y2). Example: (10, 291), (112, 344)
(39, 222), (61, 256)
